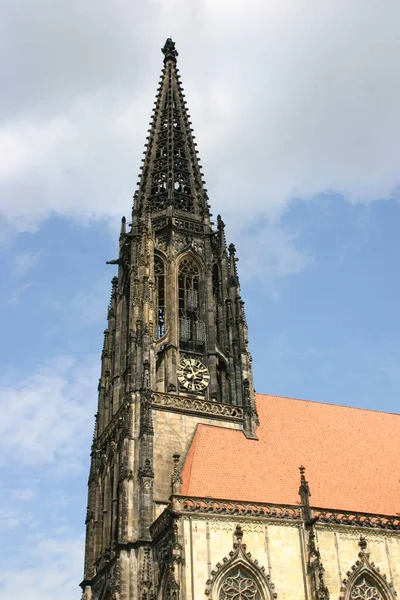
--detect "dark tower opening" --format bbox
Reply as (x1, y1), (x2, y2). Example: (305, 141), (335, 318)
(154, 254), (165, 339)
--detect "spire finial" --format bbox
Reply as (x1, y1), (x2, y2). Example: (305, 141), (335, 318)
(162, 38), (178, 63)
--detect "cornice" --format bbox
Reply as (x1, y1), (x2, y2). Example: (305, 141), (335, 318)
(313, 508), (400, 531)
(150, 496), (400, 539)
(151, 392), (244, 421)
(172, 495), (302, 521)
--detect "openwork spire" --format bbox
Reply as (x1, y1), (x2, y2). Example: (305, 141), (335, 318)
(134, 38), (209, 219)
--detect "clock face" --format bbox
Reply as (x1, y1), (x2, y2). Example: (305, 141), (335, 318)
(177, 357), (210, 392)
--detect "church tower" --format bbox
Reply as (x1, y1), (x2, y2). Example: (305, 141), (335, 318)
(81, 39), (258, 600)
(81, 37), (400, 600)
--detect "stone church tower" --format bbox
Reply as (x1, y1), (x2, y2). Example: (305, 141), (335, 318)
(81, 39), (400, 600)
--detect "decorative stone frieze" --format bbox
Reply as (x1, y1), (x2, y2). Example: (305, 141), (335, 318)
(174, 496), (302, 520)
(152, 392), (244, 420)
(314, 510), (400, 531)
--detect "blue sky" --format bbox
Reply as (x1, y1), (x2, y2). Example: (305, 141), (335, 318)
(1, 1), (400, 598)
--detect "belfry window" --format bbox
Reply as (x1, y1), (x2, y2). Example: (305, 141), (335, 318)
(154, 255), (165, 338)
(178, 257), (205, 350)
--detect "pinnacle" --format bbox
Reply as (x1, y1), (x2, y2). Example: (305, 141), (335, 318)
(162, 38), (178, 63)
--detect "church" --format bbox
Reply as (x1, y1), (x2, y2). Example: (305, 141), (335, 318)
(80, 39), (400, 600)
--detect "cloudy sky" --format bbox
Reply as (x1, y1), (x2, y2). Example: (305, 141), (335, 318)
(1, 0), (400, 598)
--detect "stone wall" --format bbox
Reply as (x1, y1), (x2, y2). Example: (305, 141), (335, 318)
(176, 517), (400, 600)
(152, 409), (242, 505)
(317, 527), (400, 597)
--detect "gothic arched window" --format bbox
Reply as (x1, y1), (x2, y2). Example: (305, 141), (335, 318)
(206, 526), (276, 600)
(154, 255), (165, 338)
(219, 567), (261, 600)
(340, 538), (396, 600)
(178, 257), (205, 350)
(350, 576), (384, 600)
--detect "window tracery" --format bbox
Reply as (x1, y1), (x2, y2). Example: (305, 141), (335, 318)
(339, 537), (396, 600)
(173, 192), (194, 212)
(351, 577), (383, 600)
(219, 567), (260, 600)
(154, 255), (165, 338)
(178, 257), (205, 351)
(206, 525), (277, 600)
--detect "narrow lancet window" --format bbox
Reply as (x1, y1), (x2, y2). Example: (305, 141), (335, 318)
(178, 257), (205, 350)
(155, 255), (165, 338)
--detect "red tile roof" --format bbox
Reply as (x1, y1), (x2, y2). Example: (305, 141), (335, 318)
(181, 394), (400, 516)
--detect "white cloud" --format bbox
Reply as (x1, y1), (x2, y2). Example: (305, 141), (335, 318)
(0, 507), (27, 533)
(0, 534), (84, 600)
(0, 0), (399, 239)
(0, 118), (74, 179)
(0, 355), (97, 471)
(239, 223), (312, 281)
(11, 488), (35, 501)
(7, 283), (33, 306)
(70, 276), (112, 325)
(13, 251), (42, 277)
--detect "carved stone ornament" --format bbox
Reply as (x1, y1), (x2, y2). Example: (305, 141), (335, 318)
(155, 520), (184, 600)
(174, 234), (204, 256)
(308, 529), (330, 600)
(139, 458), (155, 479)
(140, 545), (155, 600)
(176, 497), (302, 521)
(140, 390), (154, 436)
(93, 560), (120, 600)
(118, 464), (133, 482)
(142, 478), (153, 493)
(314, 510), (400, 531)
(339, 537), (397, 600)
(152, 392), (243, 421)
(209, 520), (265, 534)
(155, 233), (169, 252)
(336, 532), (387, 544)
(205, 525), (277, 600)
(171, 453), (183, 495)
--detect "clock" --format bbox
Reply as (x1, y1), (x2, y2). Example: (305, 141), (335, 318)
(177, 357), (210, 392)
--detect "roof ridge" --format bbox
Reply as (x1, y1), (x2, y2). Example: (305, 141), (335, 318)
(255, 392), (400, 417)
